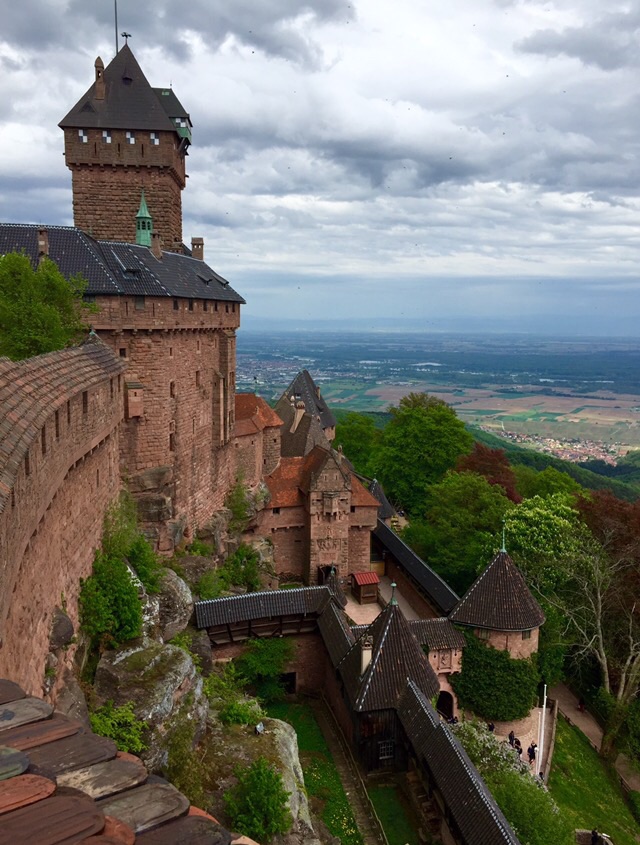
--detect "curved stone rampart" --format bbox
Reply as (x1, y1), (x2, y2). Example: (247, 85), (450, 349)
(0, 336), (125, 693)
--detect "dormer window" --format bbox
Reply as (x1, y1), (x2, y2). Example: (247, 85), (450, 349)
(126, 131), (135, 145)
(150, 132), (160, 145)
(102, 130), (112, 143)
(78, 129), (88, 143)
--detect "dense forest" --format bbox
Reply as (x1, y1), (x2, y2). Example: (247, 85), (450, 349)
(335, 397), (640, 764)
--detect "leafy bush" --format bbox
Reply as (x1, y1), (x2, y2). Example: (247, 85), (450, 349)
(165, 717), (207, 808)
(627, 698), (640, 760)
(450, 631), (539, 721)
(226, 479), (251, 533)
(127, 535), (162, 593)
(187, 538), (215, 556)
(219, 699), (263, 725)
(224, 757), (291, 842)
(196, 569), (226, 600)
(79, 551), (142, 648)
(89, 700), (147, 753)
(226, 544), (261, 592)
(236, 638), (293, 703)
(203, 663), (247, 706)
(102, 492), (138, 560)
(628, 791), (640, 824)
(454, 720), (573, 845)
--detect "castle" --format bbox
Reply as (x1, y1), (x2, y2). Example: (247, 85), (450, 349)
(0, 45), (543, 845)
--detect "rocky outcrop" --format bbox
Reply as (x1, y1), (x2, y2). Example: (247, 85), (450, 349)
(93, 639), (208, 770)
(157, 568), (193, 641)
(49, 608), (74, 650)
(203, 714), (321, 845)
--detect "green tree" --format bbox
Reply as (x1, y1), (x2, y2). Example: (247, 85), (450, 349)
(403, 471), (514, 594)
(373, 393), (473, 516)
(514, 465), (581, 500)
(224, 757), (291, 842)
(0, 252), (90, 360)
(334, 412), (379, 476)
(89, 701), (147, 753)
(79, 550), (142, 648)
(236, 637), (294, 702)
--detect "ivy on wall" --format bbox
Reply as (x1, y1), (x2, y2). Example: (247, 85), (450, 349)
(450, 630), (539, 721)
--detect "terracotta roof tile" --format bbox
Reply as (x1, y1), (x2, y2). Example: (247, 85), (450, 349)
(235, 394), (282, 432)
(351, 475), (380, 508)
(352, 572), (380, 586)
(265, 457), (306, 507)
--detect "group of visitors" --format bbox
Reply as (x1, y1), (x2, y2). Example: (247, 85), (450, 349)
(507, 730), (537, 766)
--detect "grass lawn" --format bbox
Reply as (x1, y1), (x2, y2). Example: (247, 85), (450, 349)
(368, 785), (418, 845)
(267, 702), (363, 845)
(548, 719), (640, 845)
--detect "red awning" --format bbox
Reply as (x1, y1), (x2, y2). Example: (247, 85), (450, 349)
(352, 572), (380, 586)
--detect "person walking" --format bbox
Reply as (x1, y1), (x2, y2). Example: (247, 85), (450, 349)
(527, 743), (536, 765)
(508, 730), (515, 747)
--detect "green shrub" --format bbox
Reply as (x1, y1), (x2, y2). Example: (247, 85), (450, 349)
(127, 535), (162, 593)
(224, 757), (291, 842)
(102, 492), (138, 560)
(196, 569), (227, 600)
(89, 700), (147, 753)
(165, 717), (206, 808)
(226, 479), (251, 533)
(627, 698), (640, 760)
(219, 699), (263, 725)
(79, 551), (142, 648)
(628, 791), (640, 824)
(236, 638), (293, 703)
(203, 663), (247, 705)
(226, 544), (261, 592)
(187, 538), (215, 556)
(169, 630), (202, 671)
(450, 631), (539, 721)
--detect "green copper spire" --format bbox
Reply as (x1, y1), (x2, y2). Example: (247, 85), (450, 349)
(390, 582), (398, 606)
(135, 190), (152, 246)
(501, 518), (507, 553)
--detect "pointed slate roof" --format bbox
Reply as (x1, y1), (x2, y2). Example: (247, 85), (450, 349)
(339, 601), (439, 712)
(276, 370), (336, 432)
(449, 550), (545, 631)
(59, 46), (184, 133)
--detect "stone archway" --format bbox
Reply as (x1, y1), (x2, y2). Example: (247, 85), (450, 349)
(436, 691), (454, 721)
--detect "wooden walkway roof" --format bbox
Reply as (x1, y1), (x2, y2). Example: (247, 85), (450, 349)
(0, 678), (234, 845)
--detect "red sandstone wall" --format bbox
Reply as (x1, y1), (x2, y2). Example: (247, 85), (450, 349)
(93, 296), (240, 548)
(263, 427), (280, 476)
(234, 433), (262, 488)
(484, 627), (539, 659)
(347, 525), (374, 574)
(64, 128), (185, 247)
(0, 378), (123, 695)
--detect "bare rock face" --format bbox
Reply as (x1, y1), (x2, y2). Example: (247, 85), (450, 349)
(190, 628), (214, 675)
(49, 607), (74, 650)
(157, 568), (193, 642)
(54, 666), (91, 728)
(93, 639), (208, 771)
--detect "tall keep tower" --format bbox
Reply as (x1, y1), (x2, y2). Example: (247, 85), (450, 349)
(59, 46), (192, 249)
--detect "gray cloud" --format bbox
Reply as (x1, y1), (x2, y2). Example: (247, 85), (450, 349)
(517, 9), (640, 70)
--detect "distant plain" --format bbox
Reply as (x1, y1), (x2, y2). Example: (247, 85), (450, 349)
(237, 331), (640, 448)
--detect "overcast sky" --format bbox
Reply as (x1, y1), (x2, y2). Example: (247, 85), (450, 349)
(1, 0), (639, 333)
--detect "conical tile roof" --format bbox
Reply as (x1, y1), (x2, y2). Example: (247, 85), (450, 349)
(449, 550), (545, 631)
(339, 600), (439, 712)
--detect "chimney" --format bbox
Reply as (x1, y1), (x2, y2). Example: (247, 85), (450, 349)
(361, 634), (374, 675)
(151, 231), (163, 260)
(37, 228), (49, 266)
(95, 57), (105, 100)
(191, 237), (204, 261)
(290, 399), (305, 434)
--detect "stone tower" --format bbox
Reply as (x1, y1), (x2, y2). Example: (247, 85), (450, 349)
(59, 46), (192, 250)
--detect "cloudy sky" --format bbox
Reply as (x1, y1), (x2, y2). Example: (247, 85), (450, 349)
(1, 0), (639, 333)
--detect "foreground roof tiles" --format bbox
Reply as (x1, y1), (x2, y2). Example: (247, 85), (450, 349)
(449, 550), (545, 631)
(0, 678), (232, 844)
